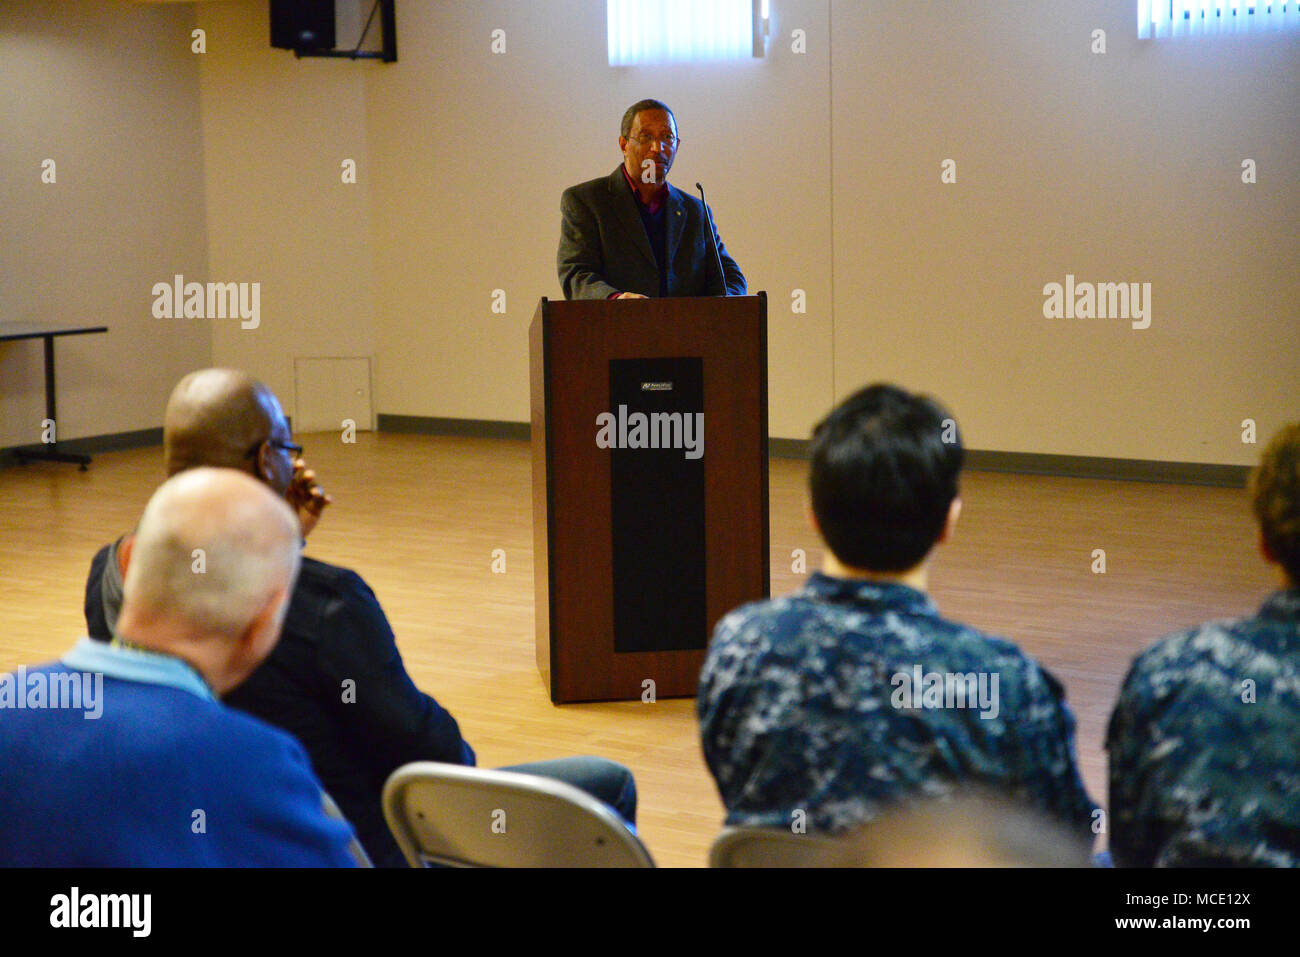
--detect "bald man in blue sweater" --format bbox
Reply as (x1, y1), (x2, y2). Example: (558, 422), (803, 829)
(0, 468), (367, 867)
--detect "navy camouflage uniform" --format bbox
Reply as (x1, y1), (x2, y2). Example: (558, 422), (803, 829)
(698, 572), (1097, 840)
(1106, 589), (1300, 867)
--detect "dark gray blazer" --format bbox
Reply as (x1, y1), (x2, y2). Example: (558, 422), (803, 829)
(557, 167), (747, 300)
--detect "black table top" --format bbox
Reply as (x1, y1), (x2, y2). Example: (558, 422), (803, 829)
(0, 322), (109, 342)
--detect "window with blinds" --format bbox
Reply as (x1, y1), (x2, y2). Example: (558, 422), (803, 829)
(1139, 1), (1300, 38)
(607, 0), (767, 65)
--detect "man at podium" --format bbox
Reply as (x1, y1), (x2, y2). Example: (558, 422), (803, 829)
(558, 99), (747, 300)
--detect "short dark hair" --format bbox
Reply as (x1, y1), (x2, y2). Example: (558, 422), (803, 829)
(621, 99), (676, 139)
(809, 384), (963, 573)
(1250, 422), (1300, 585)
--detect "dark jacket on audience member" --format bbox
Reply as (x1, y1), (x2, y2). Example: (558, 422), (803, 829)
(698, 572), (1099, 842)
(85, 538), (475, 868)
(1106, 589), (1300, 867)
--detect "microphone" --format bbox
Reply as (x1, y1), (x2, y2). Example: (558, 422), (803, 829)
(696, 182), (729, 297)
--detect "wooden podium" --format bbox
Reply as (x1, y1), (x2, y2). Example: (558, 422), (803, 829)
(530, 294), (770, 703)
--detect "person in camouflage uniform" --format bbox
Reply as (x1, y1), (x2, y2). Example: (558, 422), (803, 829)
(698, 384), (1098, 845)
(1107, 422), (1300, 867)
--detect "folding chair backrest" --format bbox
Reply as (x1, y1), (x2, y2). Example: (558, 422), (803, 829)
(383, 762), (654, 867)
(708, 825), (851, 867)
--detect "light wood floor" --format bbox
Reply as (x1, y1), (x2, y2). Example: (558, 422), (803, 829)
(0, 433), (1275, 867)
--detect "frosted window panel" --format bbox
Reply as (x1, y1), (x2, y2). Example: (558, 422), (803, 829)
(1139, 1), (1300, 38)
(609, 0), (753, 65)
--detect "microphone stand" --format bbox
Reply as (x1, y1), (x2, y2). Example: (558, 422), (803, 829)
(696, 182), (729, 297)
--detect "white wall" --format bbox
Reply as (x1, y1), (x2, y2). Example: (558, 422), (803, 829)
(6, 0), (1297, 462)
(197, 0), (378, 421)
(0, 0), (210, 447)
(363, 0), (834, 437)
(831, 0), (1300, 463)
(362, 0), (1299, 458)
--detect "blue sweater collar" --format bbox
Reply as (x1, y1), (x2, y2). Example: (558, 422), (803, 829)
(61, 636), (214, 702)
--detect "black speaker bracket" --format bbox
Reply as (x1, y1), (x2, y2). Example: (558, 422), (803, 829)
(277, 0), (397, 64)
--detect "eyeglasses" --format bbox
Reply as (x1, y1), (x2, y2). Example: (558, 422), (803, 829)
(629, 133), (680, 150)
(245, 438), (304, 460)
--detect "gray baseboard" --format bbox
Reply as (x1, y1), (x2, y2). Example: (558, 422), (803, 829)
(768, 437), (808, 460)
(2, 415), (1248, 489)
(964, 450), (1249, 487)
(377, 414), (531, 441)
(0, 427), (163, 467)
(764, 440), (1247, 487)
(375, 415), (1250, 488)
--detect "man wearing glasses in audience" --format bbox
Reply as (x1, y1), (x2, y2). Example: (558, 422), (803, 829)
(557, 98), (747, 300)
(84, 369), (637, 868)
